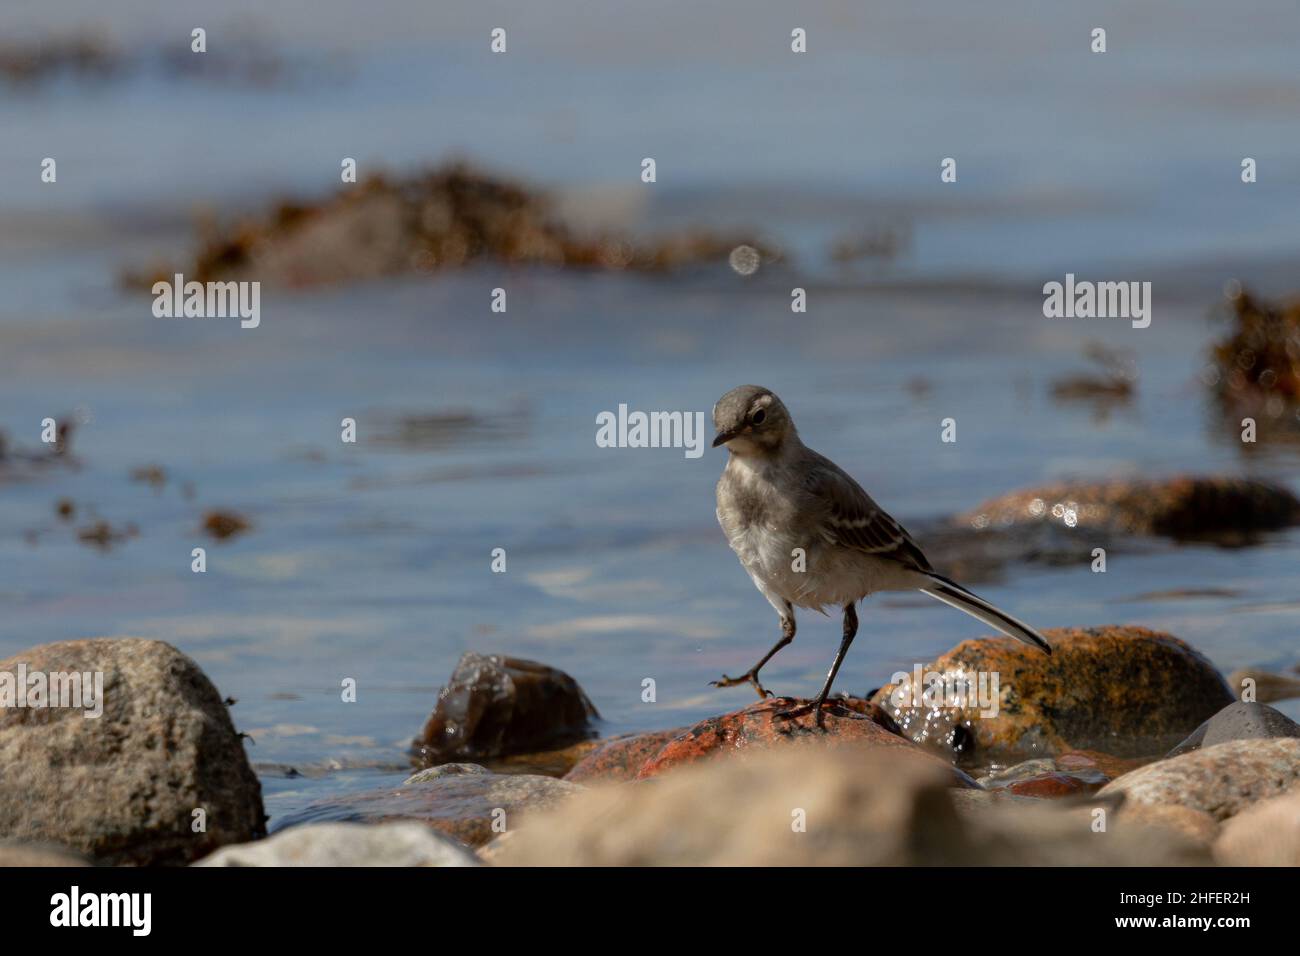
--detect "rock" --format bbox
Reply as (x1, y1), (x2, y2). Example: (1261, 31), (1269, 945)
(495, 746), (970, 866)
(196, 822), (480, 867)
(412, 653), (598, 766)
(635, 696), (978, 787)
(957, 802), (1211, 866)
(872, 626), (1234, 763)
(1213, 791), (1300, 866)
(0, 638), (265, 865)
(0, 840), (93, 866)
(476, 830), (515, 864)
(564, 727), (690, 784)
(1099, 738), (1300, 821)
(1225, 668), (1300, 703)
(956, 476), (1299, 539)
(1118, 803), (1219, 847)
(947, 788), (1045, 815)
(979, 758), (1107, 798)
(274, 768), (582, 848)
(977, 758), (1056, 787)
(404, 763), (491, 783)
(1166, 701), (1300, 756)
(1007, 772), (1095, 798)
(1055, 749), (1149, 780)
(492, 746), (1208, 866)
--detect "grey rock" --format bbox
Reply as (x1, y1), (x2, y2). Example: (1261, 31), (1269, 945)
(976, 759), (1056, 788)
(196, 823), (480, 867)
(0, 638), (265, 865)
(1166, 701), (1300, 757)
(404, 763), (490, 784)
(1100, 738), (1300, 821)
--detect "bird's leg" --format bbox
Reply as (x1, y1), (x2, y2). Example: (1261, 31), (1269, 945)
(710, 610), (795, 699)
(775, 602), (858, 728)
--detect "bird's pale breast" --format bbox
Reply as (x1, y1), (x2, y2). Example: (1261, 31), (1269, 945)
(717, 456), (879, 610)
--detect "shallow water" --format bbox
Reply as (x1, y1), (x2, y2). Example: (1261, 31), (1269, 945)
(3, 1), (1299, 824)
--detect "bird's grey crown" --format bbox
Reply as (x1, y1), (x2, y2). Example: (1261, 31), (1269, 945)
(712, 384), (775, 431)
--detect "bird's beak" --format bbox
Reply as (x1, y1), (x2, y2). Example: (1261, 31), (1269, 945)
(711, 429), (735, 448)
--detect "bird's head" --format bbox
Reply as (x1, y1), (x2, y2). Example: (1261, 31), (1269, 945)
(711, 385), (795, 455)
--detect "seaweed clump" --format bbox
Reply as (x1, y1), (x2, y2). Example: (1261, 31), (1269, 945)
(126, 163), (773, 289)
(1209, 287), (1300, 437)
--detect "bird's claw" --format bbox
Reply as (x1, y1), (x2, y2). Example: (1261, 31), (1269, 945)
(709, 671), (775, 700)
(773, 699), (828, 729)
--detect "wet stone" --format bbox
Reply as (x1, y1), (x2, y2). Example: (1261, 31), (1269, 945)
(412, 653), (598, 766)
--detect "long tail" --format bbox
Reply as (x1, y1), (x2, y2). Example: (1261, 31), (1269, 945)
(919, 573), (1052, 654)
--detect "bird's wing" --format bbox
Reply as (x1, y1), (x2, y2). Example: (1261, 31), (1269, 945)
(803, 455), (933, 573)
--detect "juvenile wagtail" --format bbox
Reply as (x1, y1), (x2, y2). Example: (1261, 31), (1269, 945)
(710, 385), (1050, 726)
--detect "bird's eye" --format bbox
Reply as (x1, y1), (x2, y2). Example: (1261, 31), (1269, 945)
(751, 409), (766, 425)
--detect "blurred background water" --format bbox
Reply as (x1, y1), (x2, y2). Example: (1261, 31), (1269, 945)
(2, 0), (1298, 822)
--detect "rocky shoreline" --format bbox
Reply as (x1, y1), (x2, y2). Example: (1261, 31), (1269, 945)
(2, 472), (1297, 866)
(1, 620), (1297, 867)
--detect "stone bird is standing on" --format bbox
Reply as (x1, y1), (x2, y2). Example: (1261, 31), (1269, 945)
(710, 384), (1050, 725)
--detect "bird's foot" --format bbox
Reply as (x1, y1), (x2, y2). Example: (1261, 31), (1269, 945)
(709, 671), (774, 699)
(773, 697), (827, 729)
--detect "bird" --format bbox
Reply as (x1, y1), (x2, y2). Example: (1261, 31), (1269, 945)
(710, 384), (1050, 727)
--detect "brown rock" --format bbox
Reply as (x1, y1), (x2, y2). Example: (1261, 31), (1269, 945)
(564, 727), (689, 784)
(0, 840), (93, 866)
(492, 746), (1208, 867)
(635, 696), (978, 787)
(979, 755), (1112, 796)
(1213, 790), (1300, 865)
(1007, 772), (1092, 798)
(957, 476), (1298, 538)
(273, 765), (582, 849)
(496, 746), (970, 866)
(0, 638), (265, 865)
(872, 626), (1234, 763)
(958, 802), (1211, 866)
(1119, 803), (1219, 847)
(412, 653), (598, 766)
(1100, 738), (1300, 821)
